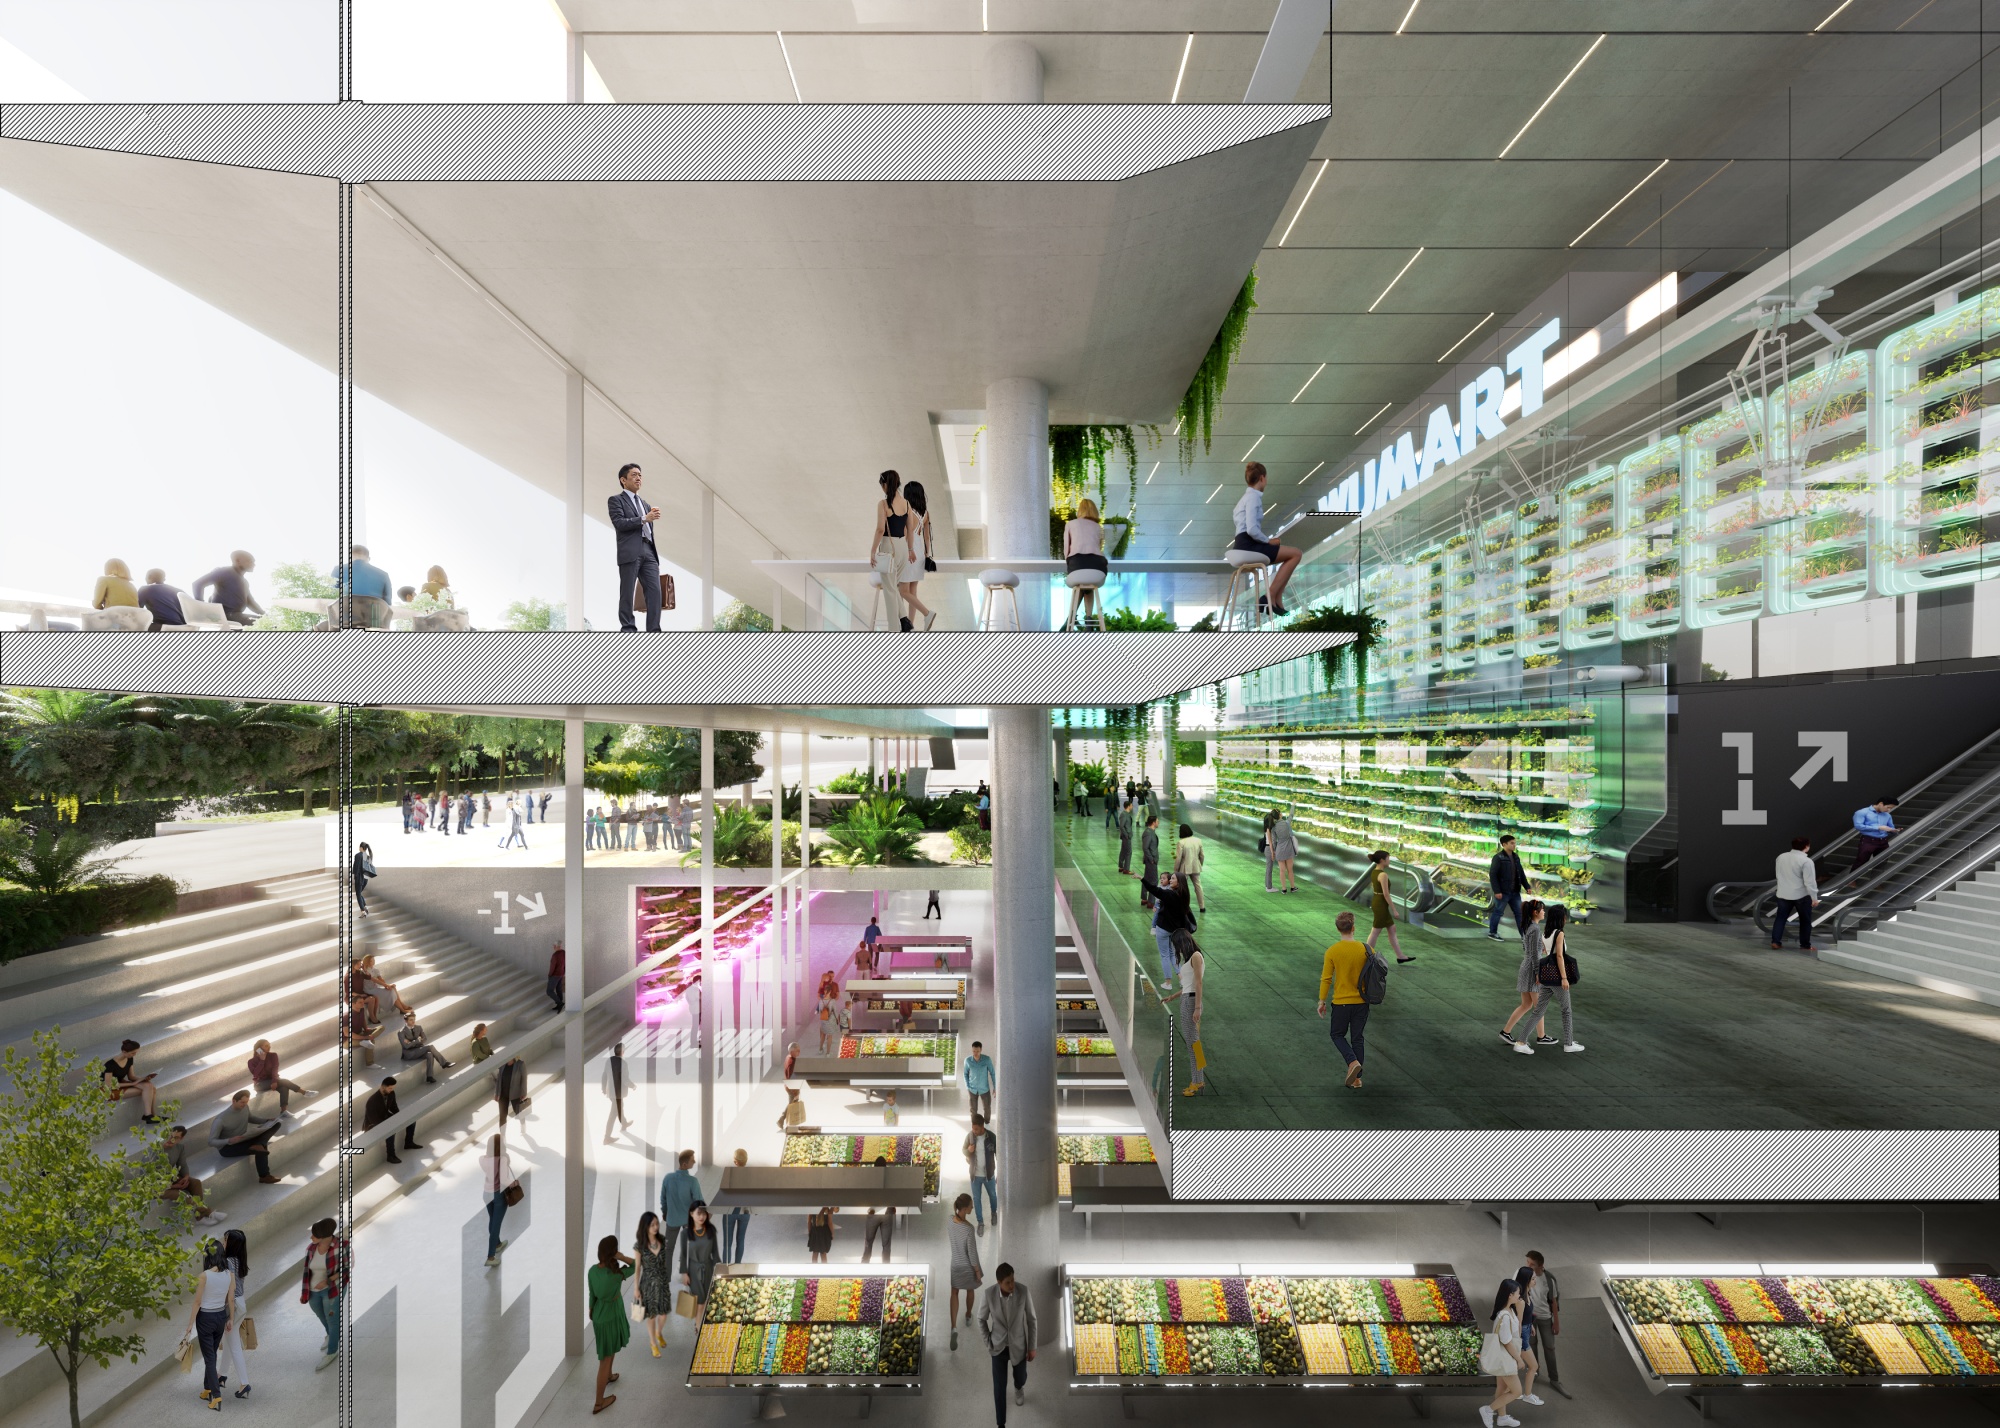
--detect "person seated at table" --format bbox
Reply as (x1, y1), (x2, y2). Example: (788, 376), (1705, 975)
(331, 543), (393, 628)
(92, 558), (139, 610)
(192, 550), (263, 624)
(420, 565), (455, 607)
(1062, 498), (1110, 630)
(136, 569), (186, 629)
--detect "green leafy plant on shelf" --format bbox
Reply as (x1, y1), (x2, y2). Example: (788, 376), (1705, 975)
(1282, 604), (1384, 713)
(1098, 607), (1177, 631)
(1175, 270), (1258, 466)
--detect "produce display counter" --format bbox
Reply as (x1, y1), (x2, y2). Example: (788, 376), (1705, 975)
(710, 1164), (927, 1213)
(1603, 1261), (2000, 1415)
(1057, 1132), (1158, 1200)
(795, 1033), (957, 1098)
(879, 935), (971, 970)
(1062, 1260), (1487, 1414)
(1058, 1036), (1127, 1097)
(1057, 994), (1105, 1031)
(689, 1264), (927, 1405)
(780, 1129), (943, 1199)
(845, 978), (965, 1031)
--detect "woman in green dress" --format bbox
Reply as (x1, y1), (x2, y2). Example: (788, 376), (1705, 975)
(588, 1234), (637, 1414)
(1366, 849), (1415, 964)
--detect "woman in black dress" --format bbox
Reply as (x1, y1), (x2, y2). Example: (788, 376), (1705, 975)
(634, 1211), (673, 1357)
(806, 1205), (835, 1263)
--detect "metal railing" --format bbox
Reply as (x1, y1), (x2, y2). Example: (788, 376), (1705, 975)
(1706, 725), (2000, 926)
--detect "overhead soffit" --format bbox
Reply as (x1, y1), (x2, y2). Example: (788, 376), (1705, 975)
(0, 103), (1322, 595)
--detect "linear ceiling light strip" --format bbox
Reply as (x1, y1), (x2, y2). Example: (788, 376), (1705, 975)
(1171, 32), (1194, 102)
(1291, 361), (1327, 401)
(1497, 32), (1605, 159)
(776, 30), (802, 100)
(1277, 158), (1328, 246)
(1437, 312), (1495, 363)
(1368, 247), (1424, 311)
(1569, 158), (1670, 246)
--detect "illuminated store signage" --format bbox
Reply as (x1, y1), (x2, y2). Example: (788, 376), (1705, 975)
(1318, 273), (1681, 522)
(1318, 318), (1558, 520)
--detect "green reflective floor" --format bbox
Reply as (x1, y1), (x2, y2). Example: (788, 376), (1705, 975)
(1062, 804), (2000, 1130)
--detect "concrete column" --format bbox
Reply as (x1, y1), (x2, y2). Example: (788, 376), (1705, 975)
(565, 26), (586, 103)
(770, 729), (783, 1054)
(699, 725), (716, 1166)
(562, 717), (586, 1356)
(701, 487), (716, 630)
(982, 38), (1043, 102)
(989, 703), (1057, 1330)
(565, 372), (585, 629)
(984, 377), (1051, 630)
(792, 728), (800, 1040)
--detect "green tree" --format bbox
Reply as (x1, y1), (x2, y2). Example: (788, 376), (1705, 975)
(0, 1032), (196, 1428)
(256, 560), (335, 630)
(0, 821), (130, 896)
(1, 690), (143, 817)
(714, 600), (774, 632)
(616, 727), (763, 797)
(502, 597), (564, 630)
(682, 805), (801, 868)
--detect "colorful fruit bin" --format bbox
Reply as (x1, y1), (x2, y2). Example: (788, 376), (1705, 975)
(779, 1130), (943, 1198)
(1604, 1265), (2000, 1396)
(1063, 1263), (1485, 1397)
(1056, 1133), (1155, 1197)
(689, 1267), (927, 1393)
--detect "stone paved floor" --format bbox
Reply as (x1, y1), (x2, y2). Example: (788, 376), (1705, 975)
(1061, 805), (2000, 1131)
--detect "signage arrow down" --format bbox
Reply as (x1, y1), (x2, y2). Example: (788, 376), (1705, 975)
(516, 891), (548, 921)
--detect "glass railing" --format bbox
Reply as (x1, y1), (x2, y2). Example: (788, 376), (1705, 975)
(1054, 841), (1177, 1153)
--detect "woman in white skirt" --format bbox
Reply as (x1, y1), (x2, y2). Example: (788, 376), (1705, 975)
(867, 469), (918, 630)
(899, 480), (938, 630)
(1480, 1279), (1527, 1427)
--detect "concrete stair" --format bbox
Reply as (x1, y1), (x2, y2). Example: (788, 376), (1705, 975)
(0, 872), (560, 1420)
(1818, 863), (2000, 1006)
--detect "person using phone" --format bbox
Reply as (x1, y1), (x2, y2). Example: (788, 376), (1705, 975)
(103, 1038), (160, 1123)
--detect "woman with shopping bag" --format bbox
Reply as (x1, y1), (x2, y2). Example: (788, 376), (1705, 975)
(677, 1201), (721, 1327)
(1479, 1279), (1529, 1427)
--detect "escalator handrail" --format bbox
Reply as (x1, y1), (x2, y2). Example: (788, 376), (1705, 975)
(1707, 729), (2000, 925)
(1824, 826), (2000, 941)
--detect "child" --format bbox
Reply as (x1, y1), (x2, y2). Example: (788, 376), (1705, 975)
(883, 1089), (899, 1127)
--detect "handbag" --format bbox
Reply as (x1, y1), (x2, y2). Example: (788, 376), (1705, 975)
(238, 1314), (258, 1352)
(175, 1332), (197, 1373)
(659, 573), (677, 610)
(1478, 1330), (1515, 1375)
(1536, 952), (1581, 987)
(630, 1298), (647, 1322)
(923, 556), (937, 572)
(675, 1290), (701, 1319)
(503, 1180), (524, 1207)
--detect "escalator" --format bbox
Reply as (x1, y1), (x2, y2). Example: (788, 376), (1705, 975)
(1706, 724), (2000, 1002)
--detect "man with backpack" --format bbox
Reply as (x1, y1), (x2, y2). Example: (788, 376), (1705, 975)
(1316, 910), (1387, 1089)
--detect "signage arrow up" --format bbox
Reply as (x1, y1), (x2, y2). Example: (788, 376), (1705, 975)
(517, 891), (548, 921)
(1791, 731), (1849, 789)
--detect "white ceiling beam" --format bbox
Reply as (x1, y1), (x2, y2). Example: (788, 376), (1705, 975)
(1244, 0), (1331, 103)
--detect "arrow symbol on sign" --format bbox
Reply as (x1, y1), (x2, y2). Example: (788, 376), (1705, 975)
(1791, 731), (1848, 788)
(516, 891), (548, 921)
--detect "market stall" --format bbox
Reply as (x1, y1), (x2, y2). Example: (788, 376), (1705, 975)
(793, 1032), (958, 1102)
(1063, 1262), (1485, 1411)
(1056, 993), (1105, 1032)
(1603, 1261), (2000, 1412)
(1058, 1036), (1126, 1097)
(878, 934), (972, 970)
(844, 978), (965, 1031)
(780, 1129), (943, 1198)
(1057, 1132), (1157, 1199)
(689, 1265), (928, 1401)
(710, 1164), (928, 1214)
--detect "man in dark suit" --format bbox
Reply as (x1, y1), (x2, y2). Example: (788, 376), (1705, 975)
(362, 1075), (421, 1164)
(608, 462), (663, 632)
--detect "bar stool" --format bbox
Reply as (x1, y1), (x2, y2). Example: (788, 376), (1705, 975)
(1220, 549), (1271, 630)
(1064, 567), (1107, 630)
(979, 569), (1022, 630)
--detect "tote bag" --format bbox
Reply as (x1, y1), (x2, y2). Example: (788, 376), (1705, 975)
(1479, 1328), (1516, 1375)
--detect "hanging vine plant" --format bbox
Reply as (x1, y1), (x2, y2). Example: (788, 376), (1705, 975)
(1178, 269), (1258, 466)
(1283, 604), (1384, 713)
(1049, 423), (1153, 556)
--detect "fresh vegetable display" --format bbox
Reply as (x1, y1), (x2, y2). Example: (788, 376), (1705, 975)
(1057, 1036), (1118, 1056)
(689, 1273), (926, 1381)
(839, 1034), (958, 1061)
(1612, 1274), (2000, 1380)
(1067, 1272), (1479, 1379)
(779, 1132), (943, 1197)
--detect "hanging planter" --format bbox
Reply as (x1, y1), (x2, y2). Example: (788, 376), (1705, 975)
(1283, 604), (1384, 715)
(1178, 269), (1258, 466)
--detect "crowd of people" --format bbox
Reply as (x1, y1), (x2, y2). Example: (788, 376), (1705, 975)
(81, 547), (460, 629)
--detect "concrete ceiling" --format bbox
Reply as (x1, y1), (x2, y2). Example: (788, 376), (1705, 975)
(0, 107), (1321, 608)
(554, 0), (2000, 557)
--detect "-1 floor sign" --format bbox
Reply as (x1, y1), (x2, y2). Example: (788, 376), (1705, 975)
(477, 890), (550, 935)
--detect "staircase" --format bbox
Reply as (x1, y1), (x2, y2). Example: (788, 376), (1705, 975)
(0, 872), (557, 1420)
(1818, 862), (2000, 1006)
